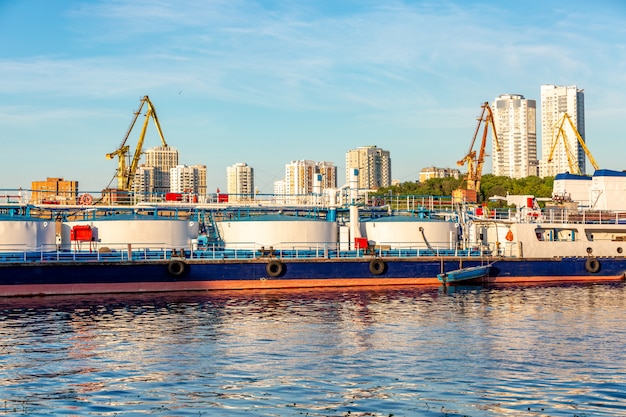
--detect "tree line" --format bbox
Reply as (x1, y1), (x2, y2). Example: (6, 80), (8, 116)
(373, 174), (554, 206)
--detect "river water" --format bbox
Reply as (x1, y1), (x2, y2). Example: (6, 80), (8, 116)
(1, 282), (625, 417)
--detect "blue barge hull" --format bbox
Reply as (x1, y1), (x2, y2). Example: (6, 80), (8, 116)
(0, 254), (625, 296)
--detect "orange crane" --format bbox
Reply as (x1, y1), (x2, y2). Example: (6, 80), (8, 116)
(547, 112), (599, 175)
(453, 102), (500, 203)
(106, 96), (168, 191)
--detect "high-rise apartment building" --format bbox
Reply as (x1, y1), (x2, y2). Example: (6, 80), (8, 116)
(316, 161), (338, 190)
(539, 85), (585, 177)
(226, 162), (255, 201)
(491, 94), (538, 178)
(143, 146), (179, 195)
(170, 165), (207, 198)
(284, 160), (337, 203)
(345, 146), (391, 190)
(273, 179), (286, 204)
(132, 165), (156, 202)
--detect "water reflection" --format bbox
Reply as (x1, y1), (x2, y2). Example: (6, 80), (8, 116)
(0, 283), (625, 416)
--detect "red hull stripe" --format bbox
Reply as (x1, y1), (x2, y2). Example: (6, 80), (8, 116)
(0, 275), (623, 297)
(0, 278), (437, 296)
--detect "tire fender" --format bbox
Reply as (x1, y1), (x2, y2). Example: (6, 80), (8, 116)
(168, 260), (186, 277)
(585, 257), (600, 273)
(369, 258), (386, 275)
(266, 260), (285, 277)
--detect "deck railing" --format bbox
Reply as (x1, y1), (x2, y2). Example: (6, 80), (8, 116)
(0, 241), (494, 263)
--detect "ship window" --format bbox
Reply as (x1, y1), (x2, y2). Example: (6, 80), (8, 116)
(584, 229), (626, 242)
(535, 228), (577, 242)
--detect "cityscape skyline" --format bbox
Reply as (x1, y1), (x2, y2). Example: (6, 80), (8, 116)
(2, 1), (625, 193)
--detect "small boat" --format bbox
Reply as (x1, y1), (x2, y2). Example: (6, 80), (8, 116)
(437, 264), (492, 285)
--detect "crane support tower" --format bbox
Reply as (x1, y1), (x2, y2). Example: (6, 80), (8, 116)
(547, 112), (599, 175)
(106, 95), (168, 191)
(453, 102), (500, 203)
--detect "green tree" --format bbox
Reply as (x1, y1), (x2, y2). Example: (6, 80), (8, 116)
(374, 175), (555, 205)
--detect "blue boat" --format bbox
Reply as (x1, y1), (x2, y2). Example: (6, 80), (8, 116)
(437, 264), (492, 285)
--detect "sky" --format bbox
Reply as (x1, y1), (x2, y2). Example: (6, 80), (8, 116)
(1, 0), (626, 194)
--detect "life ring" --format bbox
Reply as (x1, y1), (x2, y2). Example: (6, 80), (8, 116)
(167, 260), (186, 277)
(585, 257), (600, 273)
(79, 193), (93, 205)
(266, 260), (285, 277)
(369, 258), (386, 275)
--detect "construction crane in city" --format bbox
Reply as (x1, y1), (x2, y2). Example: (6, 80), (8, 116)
(547, 112), (599, 175)
(453, 102), (500, 203)
(106, 96), (168, 191)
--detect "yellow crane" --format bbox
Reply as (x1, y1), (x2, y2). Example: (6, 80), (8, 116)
(453, 102), (500, 203)
(547, 112), (599, 175)
(106, 96), (168, 191)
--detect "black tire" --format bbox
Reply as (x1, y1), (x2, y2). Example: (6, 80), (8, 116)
(168, 260), (186, 277)
(585, 257), (600, 273)
(266, 260), (285, 277)
(369, 258), (386, 275)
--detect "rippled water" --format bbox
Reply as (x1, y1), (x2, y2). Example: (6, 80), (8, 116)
(1, 282), (625, 416)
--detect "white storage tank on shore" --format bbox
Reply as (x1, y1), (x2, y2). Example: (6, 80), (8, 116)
(361, 216), (459, 249)
(62, 215), (198, 251)
(0, 217), (56, 252)
(216, 214), (337, 250)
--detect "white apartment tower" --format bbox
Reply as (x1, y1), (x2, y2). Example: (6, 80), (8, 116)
(132, 165), (157, 203)
(144, 146), (179, 195)
(491, 94), (538, 178)
(345, 146), (391, 189)
(284, 160), (337, 203)
(170, 165), (207, 198)
(226, 162), (255, 201)
(540, 85), (586, 177)
(273, 179), (286, 204)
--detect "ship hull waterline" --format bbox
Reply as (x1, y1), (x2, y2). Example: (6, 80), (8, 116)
(1, 256), (625, 297)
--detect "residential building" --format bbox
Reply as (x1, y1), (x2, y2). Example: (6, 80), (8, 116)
(491, 94), (538, 178)
(284, 160), (337, 203)
(345, 146), (391, 189)
(539, 85), (586, 177)
(419, 167), (461, 183)
(316, 161), (338, 190)
(273, 179), (286, 204)
(170, 164), (207, 199)
(132, 165), (157, 203)
(226, 162), (255, 201)
(31, 177), (78, 204)
(143, 146), (179, 196)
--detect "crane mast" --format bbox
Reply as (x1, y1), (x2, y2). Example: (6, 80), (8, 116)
(453, 102), (500, 203)
(547, 112), (599, 175)
(106, 96), (168, 191)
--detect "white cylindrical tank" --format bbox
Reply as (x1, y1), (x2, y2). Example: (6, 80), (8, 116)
(361, 216), (458, 249)
(62, 215), (198, 250)
(216, 214), (337, 250)
(0, 218), (56, 252)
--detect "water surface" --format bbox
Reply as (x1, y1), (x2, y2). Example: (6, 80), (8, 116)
(1, 282), (625, 416)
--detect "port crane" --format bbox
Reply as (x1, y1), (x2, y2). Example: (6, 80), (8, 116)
(454, 102), (500, 203)
(547, 112), (599, 175)
(106, 96), (168, 191)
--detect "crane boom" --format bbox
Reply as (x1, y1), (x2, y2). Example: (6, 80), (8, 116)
(547, 112), (599, 174)
(106, 96), (169, 191)
(455, 102), (500, 201)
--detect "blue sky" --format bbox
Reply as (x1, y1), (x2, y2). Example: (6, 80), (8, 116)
(1, 0), (625, 194)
